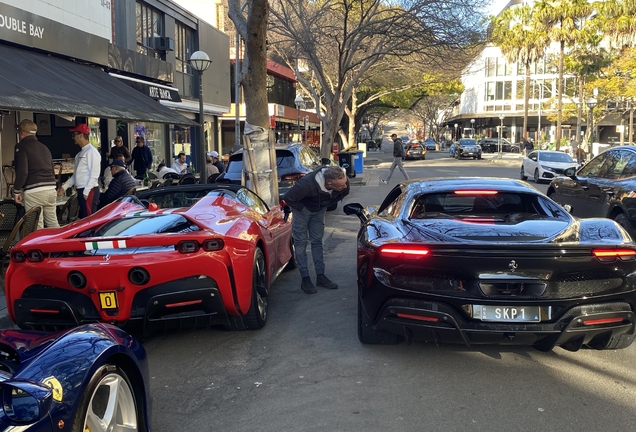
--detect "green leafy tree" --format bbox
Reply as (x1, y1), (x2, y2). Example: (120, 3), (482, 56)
(491, 4), (546, 142)
(534, 0), (592, 148)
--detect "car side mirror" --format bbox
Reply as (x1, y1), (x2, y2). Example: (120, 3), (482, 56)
(343, 203), (369, 223)
(2, 380), (53, 424)
(563, 167), (577, 177)
(562, 204), (573, 213)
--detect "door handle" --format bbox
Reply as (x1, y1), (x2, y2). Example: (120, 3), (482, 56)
(602, 188), (614, 195)
(581, 186), (589, 190)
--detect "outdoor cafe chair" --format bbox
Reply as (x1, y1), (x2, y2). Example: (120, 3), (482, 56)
(57, 192), (78, 226)
(2, 166), (15, 198)
(0, 206), (41, 273)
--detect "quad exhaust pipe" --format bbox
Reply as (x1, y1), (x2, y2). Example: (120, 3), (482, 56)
(129, 267), (150, 285)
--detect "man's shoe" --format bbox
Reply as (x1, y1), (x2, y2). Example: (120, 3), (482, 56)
(301, 277), (317, 294)
(316, 274), (338, 289)
(381, 179), (388, 184)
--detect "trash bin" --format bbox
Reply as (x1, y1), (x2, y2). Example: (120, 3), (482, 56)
(353, 151), (364, 175)
(338, 152), (356, 178)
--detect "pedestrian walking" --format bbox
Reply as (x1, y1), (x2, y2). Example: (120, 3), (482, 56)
(130, 136), (153, 179)
(98, 160), (137, 209)
(13, 119), (60, 229)
(523, 138), (534, 156)
(381, 133), (409, 184)
(570, 136), (581, 164)
(282, 165), (350, 294)
(58, 123), (101, 218)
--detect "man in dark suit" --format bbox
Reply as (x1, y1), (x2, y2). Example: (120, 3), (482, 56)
(130, 136), (153, 179)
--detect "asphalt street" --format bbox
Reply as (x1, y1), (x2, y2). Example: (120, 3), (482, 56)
(141, 142), (635, 432)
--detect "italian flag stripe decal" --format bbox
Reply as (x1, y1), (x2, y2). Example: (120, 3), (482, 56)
(84, 240), (128, 250)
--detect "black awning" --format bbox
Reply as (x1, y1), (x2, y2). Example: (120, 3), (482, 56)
(0, 44), (195, 125)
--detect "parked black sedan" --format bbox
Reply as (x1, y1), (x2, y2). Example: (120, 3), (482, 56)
(344, 177), (636, 351)
(547, 146), (636, 238)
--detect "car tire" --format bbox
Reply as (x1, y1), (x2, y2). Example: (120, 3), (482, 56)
(520, 166), (527, 180)
(613, 213), (632, 233)
(358, 295), (401, 345)
(243, 248), (268, 330)
(534, 168), (541, 183)
(71, 364), (141, 432)
(511, 147), (520, 153)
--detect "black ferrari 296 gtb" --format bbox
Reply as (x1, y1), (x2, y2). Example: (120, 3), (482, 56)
(345, 177), (636, 352)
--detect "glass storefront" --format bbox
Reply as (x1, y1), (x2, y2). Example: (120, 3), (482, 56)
(88, 117), (102, 150)
(171, 125), (192, 166)
(133, 122), (166, 169)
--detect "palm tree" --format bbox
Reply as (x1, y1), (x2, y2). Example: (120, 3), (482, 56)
(534, 0), (592, 149)
(491, 4), (545, 143)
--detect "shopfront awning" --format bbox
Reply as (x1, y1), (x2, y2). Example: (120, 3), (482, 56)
(0, 44), (196, 126)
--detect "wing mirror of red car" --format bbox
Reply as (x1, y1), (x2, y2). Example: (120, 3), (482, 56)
(148, 203), (159, 211)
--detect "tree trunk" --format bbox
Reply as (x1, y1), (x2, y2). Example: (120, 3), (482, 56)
(240, 0), (278, 207)
(555, 39), (565, 150)
(347, 91), (358, 151)
(524, 63), (530, 142)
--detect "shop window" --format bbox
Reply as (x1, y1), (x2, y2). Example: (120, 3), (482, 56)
(486, 58), (496, 77)
(485, 82), (495, 101)
(134, 122), (166, 172)
(504, 81), (512, 100)
(136, 2), (164, 59)
(175, 22), (194, 75)
(88, 118), (101, 150)
(171, 125), (191, 164)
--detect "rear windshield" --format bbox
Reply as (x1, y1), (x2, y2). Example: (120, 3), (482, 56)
(409, 192), (569, 220)
(539, 152), (574, 163)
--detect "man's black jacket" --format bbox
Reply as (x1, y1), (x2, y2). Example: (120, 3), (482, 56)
(282, 166), (350, 213)
(99, 170), (136, 209)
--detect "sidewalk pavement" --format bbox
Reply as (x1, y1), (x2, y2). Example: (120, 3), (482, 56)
(0, 278), (15, 329)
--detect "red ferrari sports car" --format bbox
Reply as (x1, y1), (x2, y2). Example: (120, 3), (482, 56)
(6, 184), (294, 334)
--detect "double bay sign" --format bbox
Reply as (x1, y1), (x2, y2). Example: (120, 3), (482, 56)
(0, 2), (109, 66)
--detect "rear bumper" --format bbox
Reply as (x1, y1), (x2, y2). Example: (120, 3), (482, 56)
(13, 276), (233, 333)
(366, 297), (635, 350)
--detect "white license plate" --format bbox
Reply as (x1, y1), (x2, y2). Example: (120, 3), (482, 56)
(473, 305), (540, 322)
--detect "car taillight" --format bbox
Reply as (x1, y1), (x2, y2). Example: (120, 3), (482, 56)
(177, 240), (200, 253)
(203, 239), (224, 251)
(379, 245), (430, 257)
(281, 173), (305, 181)
(11, 250), (25, 263)
(26, 250), (44, 262)
(593, 249), (636, 262)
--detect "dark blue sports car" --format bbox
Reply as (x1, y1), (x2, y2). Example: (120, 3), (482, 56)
(0, 323), (149, 431)
(345, 177), (636, 351)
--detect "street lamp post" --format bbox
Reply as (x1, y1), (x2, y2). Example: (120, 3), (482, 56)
(498, 114), (505, 160)
(294, 95), (304, 144)
(587, 96), (598, 150)
(470, 119), (475, 138)
(454, 123), (458, 141)
(189, 51), (212, 184)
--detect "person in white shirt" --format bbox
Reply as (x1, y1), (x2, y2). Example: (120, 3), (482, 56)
(157, 163), (178, 178)
(57, 123), (101, 218)
(171, 152), (189, 174)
